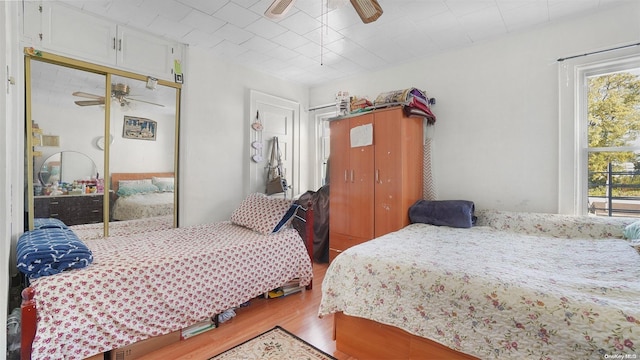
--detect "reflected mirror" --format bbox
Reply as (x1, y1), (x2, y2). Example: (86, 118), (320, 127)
(28, 59), (106, 227)
(108, 74), (177, 230)
(37, 151), (98, 192)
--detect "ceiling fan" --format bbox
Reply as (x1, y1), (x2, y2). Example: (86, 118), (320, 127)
(265, 0), (383, 24)
(72, 83), (165, 107)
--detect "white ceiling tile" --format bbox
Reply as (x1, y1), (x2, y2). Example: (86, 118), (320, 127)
(106, 3), (157, 27)
(500, 2), (550, 32)
(175, 0), (227, 15)
(214, 1), (262, 28)
(266, 45), (300, 61)
(445, 0), (496, 17)
(139, 0), (192, 22)
(182, 28), (222, 46)
(245, 18), (288, 38)
(548, 0), (600, 19)
(147, 15), (194, 38)
(181, 9), (226, 33)
(215, 23), (255, 44)
(271, 30), (311, 48)
(242, 36), (279, 53)
(304, 26), (344, 45)
(295, 41), (323, 58)
(277, 10), (322, 35)
(210, 39), (250, 57)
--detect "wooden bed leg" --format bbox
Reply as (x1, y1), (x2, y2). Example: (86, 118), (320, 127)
(21, 287), (37, 360)
(305, 201), (314, 290)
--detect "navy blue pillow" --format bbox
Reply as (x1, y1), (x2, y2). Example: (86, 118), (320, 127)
(273, 204), (300, 233)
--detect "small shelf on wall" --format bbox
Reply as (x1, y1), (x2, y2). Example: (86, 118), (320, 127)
(40, 135), (60, 147)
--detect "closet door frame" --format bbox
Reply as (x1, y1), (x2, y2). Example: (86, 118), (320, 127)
(24, 49), (182, 235)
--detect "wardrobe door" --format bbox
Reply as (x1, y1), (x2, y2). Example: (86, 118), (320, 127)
(374, 108), (423, 237)
(329, 118), (350, 238)
(348, 114), (375, 242)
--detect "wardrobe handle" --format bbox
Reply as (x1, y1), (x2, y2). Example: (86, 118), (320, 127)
(376, 169), (380, 183)
(118, 39), (122, 51)
(112, 37), (116, 50)
(344, 170), (348, 182)
(351, 170), (354, 183)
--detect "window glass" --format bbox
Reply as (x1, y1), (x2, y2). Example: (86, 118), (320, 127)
(586, 68), (640, 217)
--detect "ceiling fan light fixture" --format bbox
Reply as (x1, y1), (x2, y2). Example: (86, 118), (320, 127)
(350, 0), (383, 23)
(265, 0), (297, 19)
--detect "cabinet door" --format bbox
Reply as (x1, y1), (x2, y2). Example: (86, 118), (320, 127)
(41, 2), (117, 65)
(118, 26), (179, 81)
(374, 109), (424, 237)
(329, 118), (350, 237)
(22, 1), (43, 44)
(348, 114), (375, 241)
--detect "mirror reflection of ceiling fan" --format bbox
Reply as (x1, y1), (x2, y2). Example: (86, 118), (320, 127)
(265, 0), (383, 24)
(72, 83), (165, 107)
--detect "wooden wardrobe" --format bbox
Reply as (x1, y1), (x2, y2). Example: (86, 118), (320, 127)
(329, 107), (424, 261)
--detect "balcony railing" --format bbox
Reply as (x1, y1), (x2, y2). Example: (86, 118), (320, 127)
(589, 162), (640, 217)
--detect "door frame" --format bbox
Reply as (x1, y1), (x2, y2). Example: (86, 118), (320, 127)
(248, 90), (300, 197)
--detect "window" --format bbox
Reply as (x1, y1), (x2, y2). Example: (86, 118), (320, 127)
(558, 51), (640, 215)
(586, 67), (640, 216)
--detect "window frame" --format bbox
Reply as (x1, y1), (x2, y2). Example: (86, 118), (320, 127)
(558, 51), (640, 215)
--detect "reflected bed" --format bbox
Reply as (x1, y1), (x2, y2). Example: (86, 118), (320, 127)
(110, 172), (175, 221)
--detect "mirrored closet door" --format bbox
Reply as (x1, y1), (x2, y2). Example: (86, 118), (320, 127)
(26, 52), (180, 237)
(108, 75), (178, 233)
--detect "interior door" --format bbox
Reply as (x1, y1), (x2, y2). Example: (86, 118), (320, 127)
(249, 90), (300, 197)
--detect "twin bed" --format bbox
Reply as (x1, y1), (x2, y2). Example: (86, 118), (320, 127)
(20, 192), (314, 360)
(319, 209), (640, 359)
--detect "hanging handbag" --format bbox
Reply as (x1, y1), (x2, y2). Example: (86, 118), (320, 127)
(266, 137), (288, 195)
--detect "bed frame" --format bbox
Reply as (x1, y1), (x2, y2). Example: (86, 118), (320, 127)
(20, 200), (314, 360)
(334, 312), (479, 360)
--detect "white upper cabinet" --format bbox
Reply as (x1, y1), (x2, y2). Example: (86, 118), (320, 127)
(22, 2), (184, 82)
(117, 26), (180, 81)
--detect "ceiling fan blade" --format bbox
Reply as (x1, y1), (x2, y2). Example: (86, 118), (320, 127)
(125, 97), (165, 107)
(350, 0), (383, 23)
(74, 100), (104, 106)
(72, 91), (104, 100)
(265, 0), (297, 19)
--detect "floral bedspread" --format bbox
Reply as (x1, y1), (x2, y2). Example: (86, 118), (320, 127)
(111, 192), (174, 221)
(30, 222), (312, 360)
(319, 211), (640, 359)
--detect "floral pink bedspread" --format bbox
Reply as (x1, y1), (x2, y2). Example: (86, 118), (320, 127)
(319, 211), (640, 359)
(30, 222), (312, 359)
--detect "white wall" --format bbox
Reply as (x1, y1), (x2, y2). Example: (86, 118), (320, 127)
(2, 2), (22, 358)
(309, 2), (640, 213)
(179, 46), (310, 226)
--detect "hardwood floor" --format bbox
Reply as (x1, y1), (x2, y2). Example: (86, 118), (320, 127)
(138, 262), (354, 360)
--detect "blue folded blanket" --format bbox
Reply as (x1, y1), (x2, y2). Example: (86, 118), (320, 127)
(17, 228), (93, 279)
(409, 200), (476, 228)
(33, 218), (68, 230)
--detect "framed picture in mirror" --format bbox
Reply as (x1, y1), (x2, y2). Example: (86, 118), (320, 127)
(123, 116), (157, 141)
